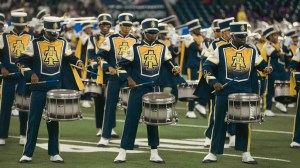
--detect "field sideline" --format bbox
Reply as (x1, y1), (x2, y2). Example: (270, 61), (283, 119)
(0, 100), (300, 168)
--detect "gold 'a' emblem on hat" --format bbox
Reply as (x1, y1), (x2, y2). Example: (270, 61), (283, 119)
(241, 25), (245, 31)
(53, 22), (58, 29)
(103, 15), (107, 20)
(20, 17), (24, 23)
(125, 15), (130, 21)
(151, 21), (156, 28)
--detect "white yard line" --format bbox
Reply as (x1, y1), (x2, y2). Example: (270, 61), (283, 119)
(9, 135), (291, 163)
(82, 117), (293, 135)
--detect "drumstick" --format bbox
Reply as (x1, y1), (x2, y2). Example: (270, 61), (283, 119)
(169, 61), (188, 84)
(26, 80), (59, 85)
(122, 81), (154, 89)
(70, 64), (100, 76)
(85, 63), (113, 75)
(211, 78), (236, 94)
(0, 72), (21, 77)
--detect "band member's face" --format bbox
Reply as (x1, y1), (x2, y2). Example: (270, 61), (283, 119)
(13, 25), (25, 34)
(99, 23), (111, 35)
(84, 27), (93, 36)
(145, 32), (158, 43)
(269, 33), (279, 43)
(222, 30), (231, 40)
(0, 23), (4, 32)
(120, 24), (132, 35)
(45, 31), (59, 41)
(192, 28), (201, 36)
(233, 35), (247, 47)
(214, 31), (221, 38)
(292, 36), (298, 45)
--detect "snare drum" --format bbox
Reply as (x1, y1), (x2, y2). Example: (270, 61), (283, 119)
(118, 88), (130, 109)
(178, 80), (199, 101)
(15, 94), (30, 112)
(227, 93), (262, 123)
(82, 79), (102, 97)
(274, 80), (296, 104)
(142, 92), (177, 125)
(45, 89), (82, 121)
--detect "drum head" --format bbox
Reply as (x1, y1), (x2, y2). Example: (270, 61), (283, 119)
(143, 92), (175, 104)
(47, 89), (81, 99)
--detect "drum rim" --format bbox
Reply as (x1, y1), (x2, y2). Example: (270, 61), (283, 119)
(81, 78), (98, 83)
(228, 93), (260, 100)
(142, 92), (175, 103)
(47, 89), (81, 98)
(274, 80), (290, 84)
(179, 80), (199, 86)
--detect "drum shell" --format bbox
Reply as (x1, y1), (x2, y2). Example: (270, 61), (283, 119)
(45, 89), (81, 121)
(178, 80), (199, 101)
(274, 80), (296, 104)
(142, 92), (177, 125)
(15, 94), (30, 112)
(227, 93), (261, 123)
(119, 88), (130, 109)
(82, 79), (103, 96)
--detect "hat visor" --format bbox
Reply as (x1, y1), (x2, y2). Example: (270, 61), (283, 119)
(121, 23), (132, 26)
(146, 30), (159, 34)
(233, 34), (248, 38)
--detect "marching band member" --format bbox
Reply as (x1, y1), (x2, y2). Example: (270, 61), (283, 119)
(96, 13), (137, 147)
(290, 44), (300, 148)
(198, 17), (235, 148)
(87, 13), (113, 137)
(75, 21), (94, 108)
(183, 19), (206, 119)
(0, 13), (5, 34)
(158, 23), (179, 101)
(17, 16), (84, 163)
(202, 22), (272, 164)
(262, 26), (290, 116)
(114, 18), (180, 163)
(0, 12), (32, 146)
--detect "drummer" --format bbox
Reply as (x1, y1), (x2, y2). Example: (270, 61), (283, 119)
(182, 19), (206, 118)
(290, 42), (300, 148)
(16, 16), (84, 163)
(158, 23), (179, 101)
(96, 13), (137, 147)
(0, 12), (32, 146)
(75, 21), (94, 108)
(202, 22), (272, 164)
(113, 18), (180, 163)
(87, 13), (114, 137)
(262, 26), (290, 116)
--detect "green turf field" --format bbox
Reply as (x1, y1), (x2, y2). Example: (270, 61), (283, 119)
(1, 100), (300, 168)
